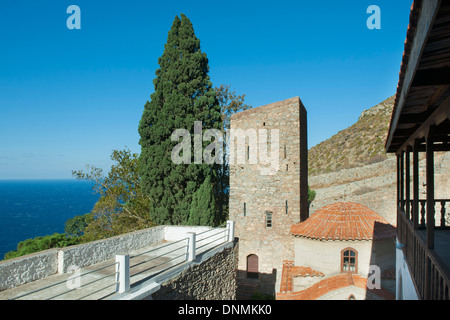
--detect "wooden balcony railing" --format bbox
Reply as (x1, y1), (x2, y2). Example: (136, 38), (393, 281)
(397, 199), (450, 300)
(400, 199), (450, 229)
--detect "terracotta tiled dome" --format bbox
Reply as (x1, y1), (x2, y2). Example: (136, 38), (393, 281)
(291, 202), (396, 241)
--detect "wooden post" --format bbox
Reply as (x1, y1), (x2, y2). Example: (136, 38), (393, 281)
(406, 146), (411, 220)
(397, 153), (401, 209)
(426, 126), (435, 250)
(400, 150), (405, 212)
(413, 139), (420, 230)
(396, 153), (402, 241)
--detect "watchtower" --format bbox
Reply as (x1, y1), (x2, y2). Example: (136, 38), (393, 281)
(229, 97), (308, 296)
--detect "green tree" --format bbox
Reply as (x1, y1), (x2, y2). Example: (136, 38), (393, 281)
(308, 186), (316, 204)
(72, 148), (153, 241)
(188, 175), (216, 226)
(215, 84), (252, 131)
(64, 213), (93, 238)
(138, 14), (222, 226)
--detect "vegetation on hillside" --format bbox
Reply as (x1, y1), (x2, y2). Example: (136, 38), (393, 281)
(72, 148), (154, 241)
(3, 233), (83, 260)
(308, 96), (395, 176)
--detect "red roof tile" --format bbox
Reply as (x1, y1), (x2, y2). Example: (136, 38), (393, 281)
(291, 202), (396, 241)
(277, 274), (395, 300)
(279, 261), (324, 293)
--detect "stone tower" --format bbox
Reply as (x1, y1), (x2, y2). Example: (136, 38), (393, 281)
(229, 97), (308, 296)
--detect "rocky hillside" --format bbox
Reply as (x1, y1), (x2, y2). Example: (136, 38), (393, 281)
(308, 96), (395, 176)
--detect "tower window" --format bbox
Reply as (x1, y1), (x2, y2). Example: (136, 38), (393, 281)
(284, 145), (287, 159)
(285, 200), (288, 215)
(341, 248), (358, 273)
(244, 203), (246, 217)
(265, 211), (273, 228)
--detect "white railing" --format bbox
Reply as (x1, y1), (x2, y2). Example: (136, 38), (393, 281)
(9, 260), (119, 300)
(8, 221), (235, 300)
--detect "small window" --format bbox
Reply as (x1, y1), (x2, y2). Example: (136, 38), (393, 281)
(247, 146), (250, 160)
(265, 211), (273, 228)
(341, 248), (358, 273)
(284, 145), (287, 159)
(286, 164), (288, 171)
(285, 200), (288, 215)
(244, 203), (246, 217)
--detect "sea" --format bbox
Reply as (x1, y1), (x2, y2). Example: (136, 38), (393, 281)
(0, 179), (100, 260)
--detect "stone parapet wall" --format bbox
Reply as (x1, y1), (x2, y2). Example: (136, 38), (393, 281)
(57, 226), (165, 273)
(0, 225), (218, 291)
(0, 249), (58, 291)
(149, 240), (238, 300)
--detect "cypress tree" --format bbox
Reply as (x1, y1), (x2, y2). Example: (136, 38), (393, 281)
(188, 175), (216, 226)
(138, 14), (222, 226)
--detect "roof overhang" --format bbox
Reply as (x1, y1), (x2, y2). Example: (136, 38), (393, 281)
(385, 0), (450, 154)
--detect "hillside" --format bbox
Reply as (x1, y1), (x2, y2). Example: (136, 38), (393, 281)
(308, 96), (395, 176)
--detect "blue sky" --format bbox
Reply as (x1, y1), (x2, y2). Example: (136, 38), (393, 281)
(0, 0), (413, 179)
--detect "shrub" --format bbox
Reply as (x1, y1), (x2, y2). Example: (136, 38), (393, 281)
(353, 186), (376, 196)
(3, 233), (83, 260)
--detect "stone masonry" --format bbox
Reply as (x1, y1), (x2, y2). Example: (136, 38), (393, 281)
(149, 241), (238, 300)
(229, 97), (308, 296)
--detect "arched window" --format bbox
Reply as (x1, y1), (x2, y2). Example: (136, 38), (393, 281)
(348, 294), (356, 300)
(341, 248), (358, 273)
(247, 254), (259, 279)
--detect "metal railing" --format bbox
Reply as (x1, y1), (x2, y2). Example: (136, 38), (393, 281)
(9, 221), (235, 300)
(10, 261), (119, 300)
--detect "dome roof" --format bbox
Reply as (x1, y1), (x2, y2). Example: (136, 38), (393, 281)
(291, 202), (396, 241)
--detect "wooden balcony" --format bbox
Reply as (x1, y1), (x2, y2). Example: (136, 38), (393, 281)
(397, 199), (450, 300)
(385, 0), (450, 301)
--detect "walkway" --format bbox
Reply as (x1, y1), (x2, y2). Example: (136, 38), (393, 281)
(0, 226), (229, 300)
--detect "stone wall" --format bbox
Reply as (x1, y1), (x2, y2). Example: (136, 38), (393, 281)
(0, 249), (58, 291)
(150, 240), (238, 300)
(58, 226), (165, 273)
(229, 97), (308, 295)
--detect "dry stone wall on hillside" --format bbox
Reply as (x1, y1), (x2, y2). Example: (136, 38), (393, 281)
(309, 153), (450, 226)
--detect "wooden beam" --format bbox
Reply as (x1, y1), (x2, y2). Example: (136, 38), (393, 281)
(411, 68), (450, 86)
(395, 95), (450, 153)
(386, 0), (441, 152)
(398, 113), (427, 124)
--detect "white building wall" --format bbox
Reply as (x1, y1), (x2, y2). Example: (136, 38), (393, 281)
(396, 238), (419, 300)
(294, 237), (373, 276)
